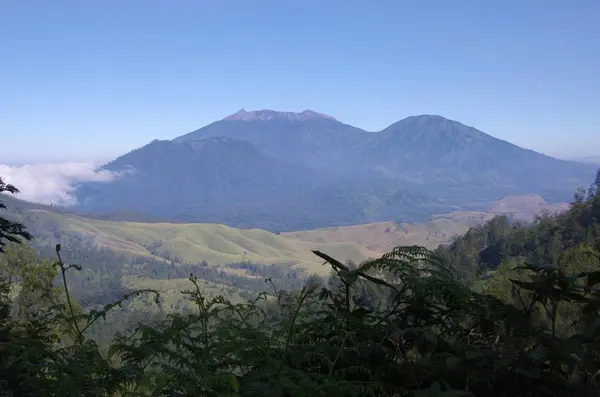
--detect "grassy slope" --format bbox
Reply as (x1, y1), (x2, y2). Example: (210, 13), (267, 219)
(1, 192), (570, 314)
(4, 193), (568, 279)
(282, 213), (494, 253)
(23, 209), (376, 275)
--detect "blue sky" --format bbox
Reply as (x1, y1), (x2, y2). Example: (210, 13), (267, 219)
(2, 0), (599, 164)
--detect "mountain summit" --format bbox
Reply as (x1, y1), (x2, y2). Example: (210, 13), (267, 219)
(223, 109), (338, 122)
(174, 108), (365, 168)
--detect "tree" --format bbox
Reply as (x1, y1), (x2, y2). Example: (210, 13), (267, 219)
(0, 244), (60, 322)
(0, 177), (32, 253)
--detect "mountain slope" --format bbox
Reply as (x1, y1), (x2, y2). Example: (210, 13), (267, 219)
(575, 156), (600, 165)
(359, 115), (595, 201)
(72, 137), (450, 231)
(74, 138), (327, 230)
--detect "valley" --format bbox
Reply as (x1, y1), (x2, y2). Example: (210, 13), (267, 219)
(1, 190), (570, 316)
(3, 191), (568, 273)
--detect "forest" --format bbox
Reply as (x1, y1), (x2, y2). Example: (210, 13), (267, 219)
(2, 171), (600, 397)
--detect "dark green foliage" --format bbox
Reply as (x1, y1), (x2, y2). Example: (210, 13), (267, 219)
(438, 177), (600, 282)
(1, 239), (600, 396)
(0, 177), (32, 252)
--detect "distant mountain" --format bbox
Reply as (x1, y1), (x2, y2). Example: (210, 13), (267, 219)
(357, 115), (595, 201)
(175, 110), (596, 202)
(574, 156), (600, 165)
(68, 109), (596, 231)
(72, 137), (452, 231)
(75, 137), (325, 229)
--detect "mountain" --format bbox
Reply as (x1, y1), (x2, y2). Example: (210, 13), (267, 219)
(68, 110), (596, 230)
(173, 109), (368, 170)
(72, 137), (452, 231)
(74, 137), (326, 230)
(574, 156), (600, 165)
(175, 111), (596, 202)
(357, 115), (595, 201)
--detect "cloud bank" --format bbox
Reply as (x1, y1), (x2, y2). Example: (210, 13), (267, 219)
(0, 162), (119, 206)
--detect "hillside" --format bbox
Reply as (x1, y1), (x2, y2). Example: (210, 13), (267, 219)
(3, 191), (568, 275)
(8, 207), (376, 275)
(437, 170), (600, 280)
(71, 136), (455, 231)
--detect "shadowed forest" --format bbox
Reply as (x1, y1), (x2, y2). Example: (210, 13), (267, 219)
(2, 171), (600, 397)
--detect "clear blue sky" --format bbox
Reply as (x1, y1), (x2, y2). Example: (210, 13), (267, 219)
(2, 0), (599, 164)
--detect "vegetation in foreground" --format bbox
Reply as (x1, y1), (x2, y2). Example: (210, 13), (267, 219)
(1, 172), (600, 396)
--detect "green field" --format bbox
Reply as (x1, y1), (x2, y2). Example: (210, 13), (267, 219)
(20, 209), (377, 275)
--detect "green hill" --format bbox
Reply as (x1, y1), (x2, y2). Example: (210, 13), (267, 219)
(2, 192), (571, 278)
(5, 204), (377, 275)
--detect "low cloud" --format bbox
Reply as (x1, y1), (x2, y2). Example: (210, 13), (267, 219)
(0, 162), (120, 206)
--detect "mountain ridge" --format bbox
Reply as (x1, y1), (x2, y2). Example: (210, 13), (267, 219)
(174, 111), (596, 200)
(68, 111), (596, 231)
(73, 137), (453, 231)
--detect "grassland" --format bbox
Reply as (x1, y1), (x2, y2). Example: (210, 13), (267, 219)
(21, 209), (377, 275)
(7, 193), (568, 278)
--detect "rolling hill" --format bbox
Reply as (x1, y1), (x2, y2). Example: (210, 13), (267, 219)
(3, 192), (568, 275)
(3, 196), (375, 275)
(1, 190), (570, 316)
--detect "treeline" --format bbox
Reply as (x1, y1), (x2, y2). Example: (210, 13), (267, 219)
(438, 176), (600, 281)
(1, 173), (600, 396)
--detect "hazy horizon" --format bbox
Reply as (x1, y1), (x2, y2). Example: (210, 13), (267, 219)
(3, 108), (599, 165)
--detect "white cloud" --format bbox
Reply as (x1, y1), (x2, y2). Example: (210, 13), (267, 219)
(0, 162), (120, 206)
